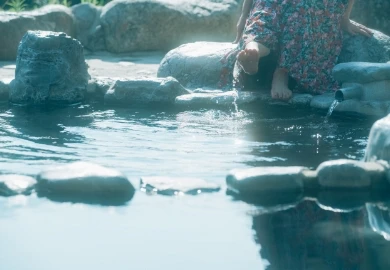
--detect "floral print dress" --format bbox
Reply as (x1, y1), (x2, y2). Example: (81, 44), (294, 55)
(219, 0), (348, 94)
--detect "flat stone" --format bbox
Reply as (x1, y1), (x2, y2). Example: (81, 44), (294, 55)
(316, 159), (387, 189)
(0, 174), (37, 196)
(10, 31), (90, 105)
(36, 161), (135, 205)
(361, 80), (390, 101)
(140, 176), (220, 195)
(334, 100), (390, 117)
(175, 90), (267, 108)
(365, 115), (390, 163)
(310, 93), (335, 110)
(333, 62), (390, 84)
(226, 166), (307, 195)
(289, 94), (313, 107)
(87, 77), (115, 100)
(104, 77), (189, 106)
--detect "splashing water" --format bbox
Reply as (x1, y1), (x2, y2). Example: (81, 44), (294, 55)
(326, 100), (339, 118)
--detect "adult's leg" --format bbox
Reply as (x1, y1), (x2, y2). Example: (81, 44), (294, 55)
(271, 68), (292, 100)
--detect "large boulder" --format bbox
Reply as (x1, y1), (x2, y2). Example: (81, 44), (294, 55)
(10, 31), (90, 105)
(352, 0), (390, 36)
(100, 0), (240, 53)
(158, 42), (236, 89)
(71, 3), (105, 51)
(0, 5), (75, 61)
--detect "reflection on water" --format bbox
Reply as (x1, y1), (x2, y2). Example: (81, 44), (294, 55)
(1, 103), (389, 270)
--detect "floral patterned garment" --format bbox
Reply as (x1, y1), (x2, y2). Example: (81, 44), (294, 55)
(219, 0), (349, 94)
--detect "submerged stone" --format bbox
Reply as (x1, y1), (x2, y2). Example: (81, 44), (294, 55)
(365, 115), (390, 163)
(226, 166), (307, 195)
(0, 175), (37, 196)
(36, 162), (135, 205)
(10, 31), (90, 105)
(288, 94), (313, 107)
(316, 159), (387, 189)
(140, 176), (220, 195)
(104, 77), (189, 106)
(334, 100), (390, 117)
(333, 62), (390, 84)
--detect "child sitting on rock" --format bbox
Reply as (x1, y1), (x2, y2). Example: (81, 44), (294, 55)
(221, 0), (372, 100)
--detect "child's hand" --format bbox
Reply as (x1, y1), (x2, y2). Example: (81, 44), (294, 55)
(233, 17), (246, 44)
(341, 19), (373, 37)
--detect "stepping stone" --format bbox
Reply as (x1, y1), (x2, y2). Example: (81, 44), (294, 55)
(140, 176), (220, 195)
(333, 62), (390, 84)
(0, 175), (37, 196)
(37, 161), (135, 205)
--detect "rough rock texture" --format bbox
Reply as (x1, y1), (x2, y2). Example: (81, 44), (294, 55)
(71, 3), (105, 51)
(316, 159), (387, 189)
(158, 42), (236, 89)
(0, 174), (37, 196)
(87, 77), (115, 99)
(100, 0), (240, 53)
(339, 30), (390, 63)
(352, 0), (390, 36)
(226, 166), (307, 195)
(36, 161), (135, 205)
(0, 5), (75, 61)
(140, 176), (220, 195)
(365, 115), (390, 163)
(333, 62), (390, 84)
(10, 31), (90, 105)
(104, 77), (189, 106)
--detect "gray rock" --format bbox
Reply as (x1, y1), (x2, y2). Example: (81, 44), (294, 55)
(71, 3), (105, 51)
(158, 42), (236, 89)
(309, 93), (335, 110)
(367, 203), (390, 240)
(140, 176), (220, 195)
(87, 77), (115, 99)
(316, 159), (387, 189)
(10, 31), (90, 105)
(339, 30), (390, 63)
(36, 161), (135, 205)
(333, 62), (390, 84)
(365, 115), (390, 163)
(104, 77), (189, 106)
(361, 81), (390, 101)
(100, 0), (240, 53)
(0, 5), (75, 61)
(334, 100), (390, 117)
(0, 175), (37, 196)
(288, 94), (313, 107)
(175, 90), (267, 108)
(226, 166), (308, 195)
(351, 0), (390, 36)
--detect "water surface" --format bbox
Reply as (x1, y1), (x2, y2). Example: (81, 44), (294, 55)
(1, 103), (388, 270)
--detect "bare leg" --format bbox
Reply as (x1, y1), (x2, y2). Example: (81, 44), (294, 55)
(237, 41), (270, 75)
(271, 68), (292, 100)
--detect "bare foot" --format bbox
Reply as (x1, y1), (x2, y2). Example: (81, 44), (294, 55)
(271, 68), (292, 101)
(236, 41), (270, 75)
